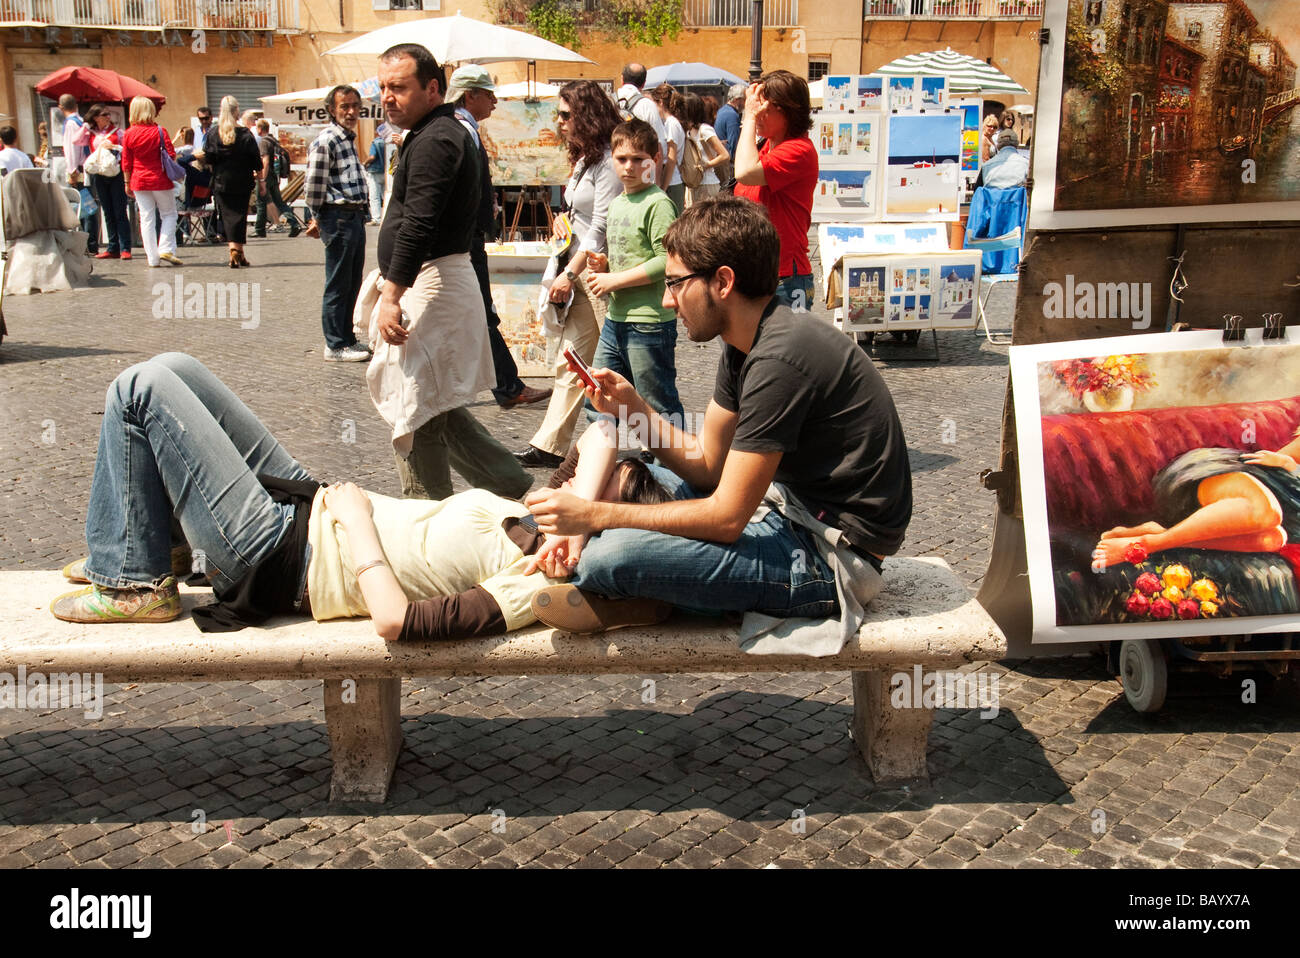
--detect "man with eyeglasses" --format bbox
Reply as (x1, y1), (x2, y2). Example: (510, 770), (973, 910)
(524, 196), (913, 649)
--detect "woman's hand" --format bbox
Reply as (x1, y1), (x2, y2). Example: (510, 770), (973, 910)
(549, 273), (573, 304)
(745, 82), (769, 121)
(323, 481), (374, 529)
(1241, 450), (1299, 472)
(523, 533), (587, 577)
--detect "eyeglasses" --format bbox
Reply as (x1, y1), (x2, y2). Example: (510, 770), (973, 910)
(664, 271), (710, 295)
(556, 109), (571, 120)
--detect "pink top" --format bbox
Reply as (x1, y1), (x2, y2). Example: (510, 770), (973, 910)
(121, 123), (177, 192)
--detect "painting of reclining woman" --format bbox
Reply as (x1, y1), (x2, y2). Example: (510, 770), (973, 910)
(1010, 329), (1300, 641)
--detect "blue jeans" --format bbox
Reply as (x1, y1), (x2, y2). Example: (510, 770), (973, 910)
(91, 172), (132, 255)
(319, 206), (366, 350)
(84, 353), (312, 594)
(774, 273), (814, 312)
(572, 464), (839, 617)
(586, 319), (684, 425)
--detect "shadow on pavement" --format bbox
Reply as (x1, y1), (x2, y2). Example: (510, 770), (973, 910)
(0, 690), (1068, 825)
(0, 343), (128, 364)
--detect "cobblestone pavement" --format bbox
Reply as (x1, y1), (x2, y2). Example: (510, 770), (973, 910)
(1, 232), (1298, 869)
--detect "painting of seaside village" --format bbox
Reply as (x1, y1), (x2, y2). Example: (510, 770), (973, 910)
(1050, 0), (1300, 221)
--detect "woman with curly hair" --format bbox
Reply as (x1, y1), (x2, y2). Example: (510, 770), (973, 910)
(733, 70), (818, 310)
(515, 80), (622, 470)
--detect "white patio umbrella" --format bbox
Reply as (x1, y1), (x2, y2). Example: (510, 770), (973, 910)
(324, 12), (593, 64)
(871, 48), (1029, 96)
(259, 83), (383, 124)
(494, 80), (562, 99)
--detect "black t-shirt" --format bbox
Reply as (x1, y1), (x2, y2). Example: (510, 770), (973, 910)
(713, 300), (912, 555)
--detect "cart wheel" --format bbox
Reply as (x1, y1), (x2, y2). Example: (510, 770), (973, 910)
(1119, 639), (1167, 713)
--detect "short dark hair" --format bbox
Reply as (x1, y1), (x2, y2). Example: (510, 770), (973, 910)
(663, 196), (780, 300)
(380, 43), (446, 95)
(0, 126), (16, 146)
(58, 94), (77, 111)
(83, 104), (109, 127)
(617, 459), (672, 506)
(196, 106), (212, 117)
(621, 63), (647, 89)
(758, 69), (812, 138)
(325, 84), (362, 118)
(610, 117), (658, 157)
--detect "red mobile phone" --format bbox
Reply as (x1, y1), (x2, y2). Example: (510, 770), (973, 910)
(562, 344), (599, 391)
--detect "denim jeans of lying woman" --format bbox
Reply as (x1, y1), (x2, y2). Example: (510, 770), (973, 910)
(83, 353), (312, 595)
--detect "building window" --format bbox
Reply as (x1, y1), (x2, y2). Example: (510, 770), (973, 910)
(1187, 21), (1201, 41)
(808, 59), (830, 82)
(1085, 1), (1103, 27)
(372, 0), (439, 9)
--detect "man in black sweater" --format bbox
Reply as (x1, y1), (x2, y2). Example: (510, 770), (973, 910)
(370, 43), (531, 502)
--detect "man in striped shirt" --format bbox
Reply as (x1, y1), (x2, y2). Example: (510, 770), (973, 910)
(304, 85), (372, 362)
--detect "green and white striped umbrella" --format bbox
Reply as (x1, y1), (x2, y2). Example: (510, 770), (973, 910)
(872, 48), (1030, 95)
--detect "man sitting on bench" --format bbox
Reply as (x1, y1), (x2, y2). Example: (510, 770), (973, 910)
(524, 196), (913, 651)
(49, 352), (669, 639)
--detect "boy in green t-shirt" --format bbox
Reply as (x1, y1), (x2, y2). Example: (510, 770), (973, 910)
(585, 118), (684, 427)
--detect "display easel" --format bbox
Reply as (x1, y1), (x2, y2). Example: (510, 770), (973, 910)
(503, 185), (554, 242)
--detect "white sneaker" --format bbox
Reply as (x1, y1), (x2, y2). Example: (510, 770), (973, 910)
(323, 345), (372, 362)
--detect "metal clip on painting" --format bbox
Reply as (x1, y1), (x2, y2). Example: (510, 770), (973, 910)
(1222, 314), (1245, 343)
(1262, 312), (1286, 341)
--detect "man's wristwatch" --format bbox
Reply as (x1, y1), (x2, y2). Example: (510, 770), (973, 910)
(563, 268), (578, 282)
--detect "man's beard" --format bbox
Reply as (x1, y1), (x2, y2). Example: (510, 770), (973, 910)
(684, 287), (726, 343)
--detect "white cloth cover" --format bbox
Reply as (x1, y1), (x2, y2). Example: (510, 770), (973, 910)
(5, 229), (93, 295)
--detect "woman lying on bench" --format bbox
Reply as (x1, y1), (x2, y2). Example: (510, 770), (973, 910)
(51, 353), (671, 638)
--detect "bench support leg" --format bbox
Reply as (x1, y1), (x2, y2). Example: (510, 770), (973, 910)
(851, 670), (933, 785)
(323, 677), (404, 803)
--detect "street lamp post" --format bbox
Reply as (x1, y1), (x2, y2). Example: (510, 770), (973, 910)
(748, 0), (764, 81)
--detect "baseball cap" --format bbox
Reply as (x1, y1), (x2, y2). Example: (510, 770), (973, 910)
(447, 65), (496, 101)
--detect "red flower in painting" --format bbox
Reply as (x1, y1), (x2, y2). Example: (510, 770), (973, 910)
(1124, 542), (1149, 564)
(1177, 599), (1201, 620)
(1150, 597), (1175, 620)
(1125, 592), (1152, 615)
(1135, 572), (1161, 595)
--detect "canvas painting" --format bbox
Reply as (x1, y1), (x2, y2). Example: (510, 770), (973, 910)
(491, 273), (554, 377)
(812, 168), (876, 218)
(844, 262), (888, 330)
(477, 99), (570, 188)
(1031, 0), (1300, 228)
(1010, 328), (1300, 642)
(887, 293), (927, 329)
(857, 76), (885, 111)
(890, 77), (916, 113)
(933, 261), (980, 329)
(885, 113), (963, 219)
(825, 75), (853, 112)
(812, 113), (878, 164)
(920, 77), (947, 110)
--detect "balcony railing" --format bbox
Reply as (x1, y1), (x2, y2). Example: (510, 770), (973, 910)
(682, 0), (799, 29)
(864, 0), (1043, 18)
(0, 0), (300, 30)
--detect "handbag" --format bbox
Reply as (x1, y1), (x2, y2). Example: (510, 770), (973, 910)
(158, 127), (186, 183)
(83, 143), (120, 178)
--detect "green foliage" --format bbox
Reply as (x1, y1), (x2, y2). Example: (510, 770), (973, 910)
(489, 0), (684, 50)
(525, 0), (582, 50)
(600, 0), (684, 47)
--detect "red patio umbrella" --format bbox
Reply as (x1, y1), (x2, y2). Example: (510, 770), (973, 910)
(35, 66), (166, 109)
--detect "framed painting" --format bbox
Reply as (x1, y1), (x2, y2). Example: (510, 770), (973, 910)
(1010, 328), (1300, 642)
(1031, 0), (1300, 228)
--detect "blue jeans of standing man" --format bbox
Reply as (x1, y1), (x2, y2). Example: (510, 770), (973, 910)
(84, 353), (312, 595)
(571, 463), (839, 617)
(774, 273), (815, 312)
(586, 319), (684, 426)
(319, 205), (367, 350)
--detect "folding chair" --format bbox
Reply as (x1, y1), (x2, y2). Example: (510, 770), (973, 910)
(176, 161), (220, 246)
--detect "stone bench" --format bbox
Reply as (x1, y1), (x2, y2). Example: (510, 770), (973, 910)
(1, 558), (1006, 803)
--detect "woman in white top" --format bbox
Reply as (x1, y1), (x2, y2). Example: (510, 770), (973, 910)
(514, 80), (623, 471)
(649, 84), (687, 215)
(675, 91), (730, 208)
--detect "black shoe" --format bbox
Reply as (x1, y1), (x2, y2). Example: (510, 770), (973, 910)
(289, 225), (301, 237)
(513, 445), (564, 469)
(253, 232), (266, 238)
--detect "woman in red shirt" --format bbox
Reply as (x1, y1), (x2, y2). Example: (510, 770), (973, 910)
(82, 105), (133, 260)
(121, 96), (183, 268)
(733, 70), (818, 311)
